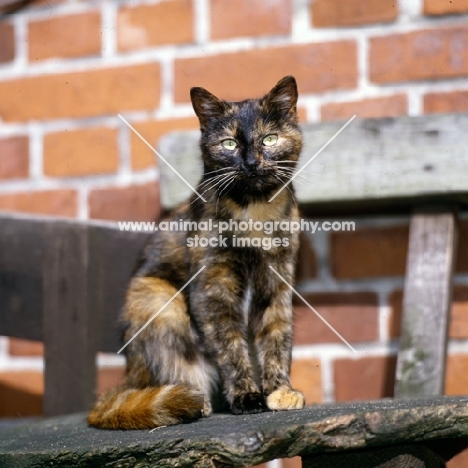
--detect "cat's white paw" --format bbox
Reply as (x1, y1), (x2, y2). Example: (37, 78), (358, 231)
(266, 386), (305, 411)
(202, 397), (213, 417)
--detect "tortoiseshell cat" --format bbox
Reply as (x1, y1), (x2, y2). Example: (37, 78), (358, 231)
(88, 76), (305, 429)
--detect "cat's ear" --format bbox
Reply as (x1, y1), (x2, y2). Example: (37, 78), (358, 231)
(190, 87), (226, 129)
(264, 76), (298, 121)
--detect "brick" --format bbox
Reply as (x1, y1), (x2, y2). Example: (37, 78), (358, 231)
(281, 457), (302, 468)
(44, 127), (119, 177)
(0, 136), (29, 180)
(424, 0), (468, 15)
(0, 22), (15, 63)
(312, 0), (397, 27)
(0, 365), (126, 418)
(370, 27), (468, 84)
(297, 106), (307, 123)
(388, 286), (468, 339)
(97, 366), (125, 395)
(0, 189), (77, 217)
(211, 0), (291, 40)
(131, 117), (199, 170)
(334, 356), (397, 402)
(29, 11), (101, 61)
(321, 94), (408, 121)
(175, 42), (357, 103)
(0, 371), (43, 417)
(295, 232), (318, 282)
(9, 338), (44, 357)
(449, 286), (468, 339)
(456, 219), (468, 272)
(447, 448), (468, 468)
(118, 0), (194, 51)
(0, 64), (160, 122)
(330, 225), (409, 279)
(293, 292), (379, 345)
(89, 182), (160, 222)
(290, 358), (322, 404)
(424, 90), (468, 114)
(446, 354), (468, 395)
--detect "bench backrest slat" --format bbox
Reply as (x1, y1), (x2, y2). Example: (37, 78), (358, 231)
(0, 214), (151, 415)
(158, 114), (468, 212)
(0, 215), (150, 352)
(87, 224), (151, 353)
(0, 217), (45, 341)
(43, 221), (94, 415)
(395, 209), (457, 397)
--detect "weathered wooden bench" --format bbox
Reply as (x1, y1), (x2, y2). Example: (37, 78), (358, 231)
(1, 113), (468, 467)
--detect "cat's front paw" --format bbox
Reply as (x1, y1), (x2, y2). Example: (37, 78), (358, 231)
(231, 392), (267, 414)
(202, 397), (213, 418)
(266, 386), (305, 411)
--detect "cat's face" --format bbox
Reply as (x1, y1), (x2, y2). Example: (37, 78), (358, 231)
(190, 76), (303, 198)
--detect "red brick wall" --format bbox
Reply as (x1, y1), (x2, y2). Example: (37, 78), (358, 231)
(1, 1), (468, 466)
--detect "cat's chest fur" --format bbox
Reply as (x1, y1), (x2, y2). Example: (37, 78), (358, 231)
(219, 191), (297, 236)
(231, 199), (287, 223)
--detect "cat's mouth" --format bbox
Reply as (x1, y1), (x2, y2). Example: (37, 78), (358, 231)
(243, 167), (263, 178)
(234, 171), (290, 193)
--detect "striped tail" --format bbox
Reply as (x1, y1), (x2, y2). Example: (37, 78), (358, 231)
(87, 384), (204, 430)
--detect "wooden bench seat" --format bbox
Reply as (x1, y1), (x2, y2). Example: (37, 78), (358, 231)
(1, 396), (468, 467)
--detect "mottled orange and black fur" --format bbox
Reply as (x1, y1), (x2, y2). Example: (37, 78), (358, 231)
(88, 76), (305, 430)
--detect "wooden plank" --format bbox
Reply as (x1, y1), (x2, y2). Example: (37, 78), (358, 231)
(158, 129), (202, 209)
(0, 215), (45, 341)
(2, 395), (468, 467)
(158, 114), (468, 211)
(0, 213), (150, 352)
(394, 209), (457, 397)
(301, 445), (446, 468)
(0, 213), (150, 414)
(88, 225), (151, 353)
(42, 221), (97, 416)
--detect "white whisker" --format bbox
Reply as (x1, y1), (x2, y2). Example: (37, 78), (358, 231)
(189, 172), (236, 206)
(203, 167), (234, 176)
(207, 173), (236, 203)
(272, 174), (297, 208)
(198, 171), (235, 189)
(216, 177), (236, 213)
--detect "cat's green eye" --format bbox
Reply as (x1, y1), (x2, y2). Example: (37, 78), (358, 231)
(222, 139), (237, 150)
(263, 134), (278, 146)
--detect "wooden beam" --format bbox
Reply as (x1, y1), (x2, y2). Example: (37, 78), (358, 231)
(88, 224), (151, 353)
(394, 209), (457, 397)
(0, 215), (44, 341)
(42, 221), (96, 416)
(301, 444), (446, 468)
(158, 114), (468, 211)
(0, 213), (151, 415)
(2, 395), (468, 467)
(0, 213), (150, 353)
